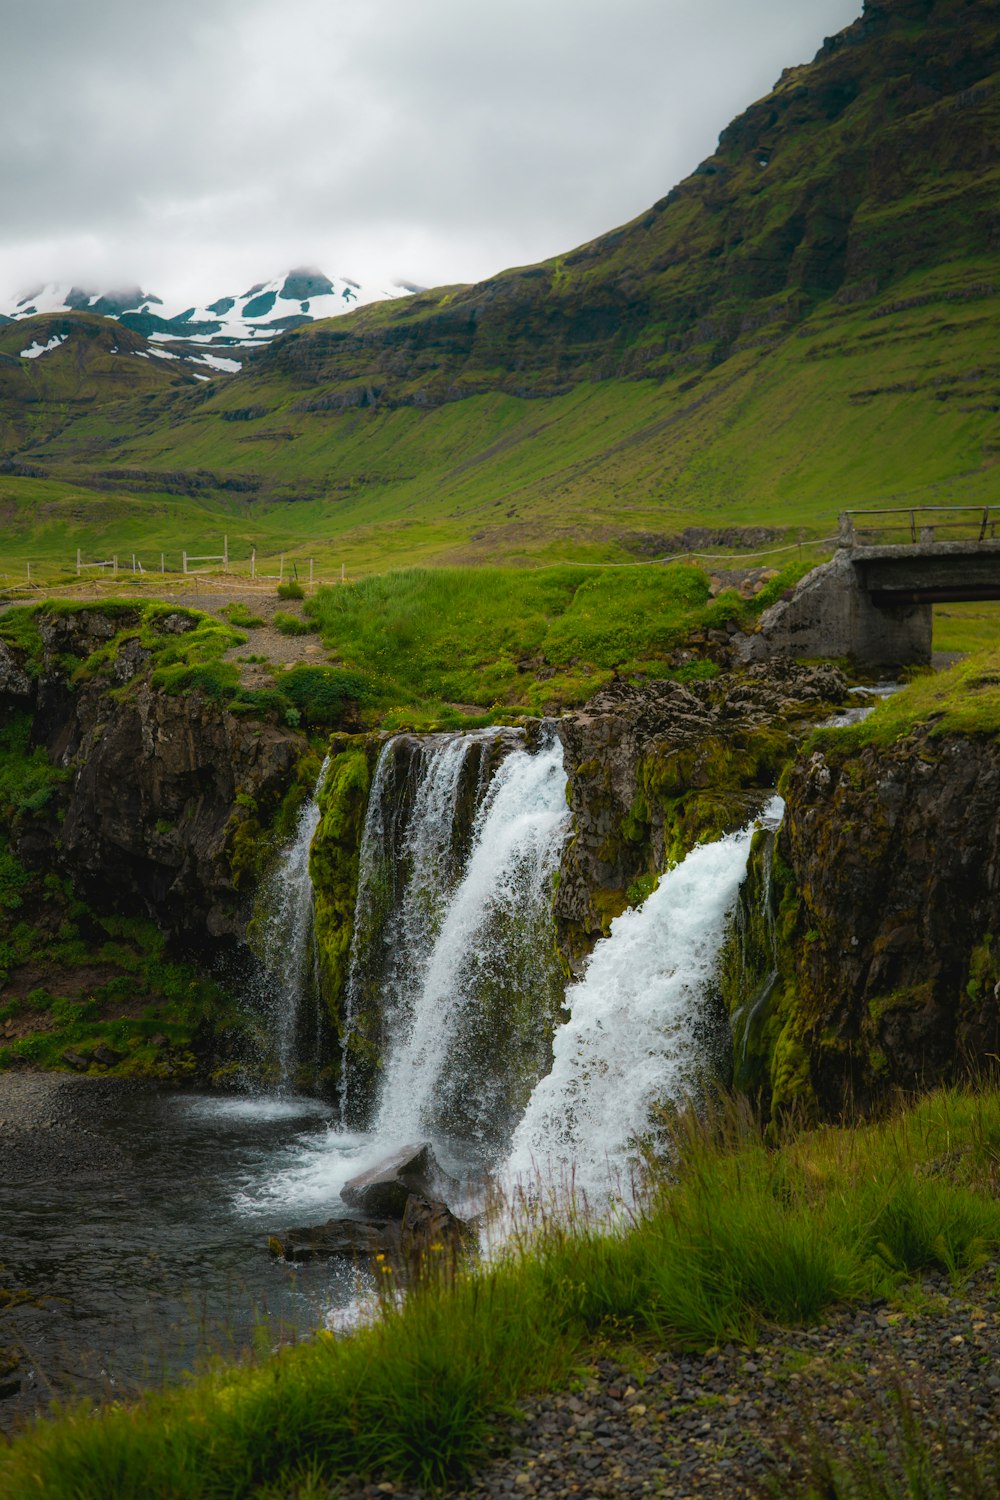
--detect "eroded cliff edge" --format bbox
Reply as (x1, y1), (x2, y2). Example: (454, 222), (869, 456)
(0, 602), (320, 1075)
(728, 654), (1000, 1120)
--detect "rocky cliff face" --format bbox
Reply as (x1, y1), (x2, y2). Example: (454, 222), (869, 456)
(732, 725), (1000, 1119)
(552, 661), (849, 967)
(3, 606), (313, 952)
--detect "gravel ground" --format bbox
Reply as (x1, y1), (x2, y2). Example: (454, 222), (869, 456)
(342, 1265), (1000, 1499)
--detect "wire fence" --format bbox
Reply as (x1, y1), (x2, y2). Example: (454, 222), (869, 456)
(0, 545), (352, 599)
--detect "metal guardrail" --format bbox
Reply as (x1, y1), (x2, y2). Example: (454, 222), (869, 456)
(840, 505), (1000, 546)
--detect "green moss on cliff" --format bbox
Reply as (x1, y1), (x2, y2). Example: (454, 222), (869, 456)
(0, 710), (68, 818)
(745, 650), (1000, 1124)
(0, 605), (43, 669)
(719, 830), (820, 1122)
(228, 746), (322, 893)
(0, 889), (247, 1081)
(590, 727), (790, 944)
(643, 730), (788, 857)
(309, 738), (375, 1056)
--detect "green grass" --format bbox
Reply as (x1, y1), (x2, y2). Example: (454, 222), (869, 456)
(306, 562), (789, 722)
(811, 643), (1000, 752)
(786, 1383), (1000, 1498)
(932, 601), (1000, 655)
(4, 1086), (1000, 1497)
(272, 610), (313, 636)
(221, 602), (265, 628)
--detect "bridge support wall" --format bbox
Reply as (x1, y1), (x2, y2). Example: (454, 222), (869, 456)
(739, 550), (933, 669)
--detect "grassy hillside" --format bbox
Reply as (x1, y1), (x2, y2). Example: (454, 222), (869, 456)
(1, 0), (998, 579)
(0, 312), (199, 456)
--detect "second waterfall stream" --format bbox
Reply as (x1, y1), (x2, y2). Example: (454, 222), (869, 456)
(260, 728), (782, 1214)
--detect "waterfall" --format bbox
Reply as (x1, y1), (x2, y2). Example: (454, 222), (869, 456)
(255, 757), (330, 1087)
(341, 731), (570, 1154)
(504, 797), (784, 1206)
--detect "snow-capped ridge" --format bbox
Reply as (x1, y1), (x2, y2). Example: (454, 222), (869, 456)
(0, 265), (412, 359)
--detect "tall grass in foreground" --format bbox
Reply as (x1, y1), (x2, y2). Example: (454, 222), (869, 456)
(4, 1088), (1000, 1497)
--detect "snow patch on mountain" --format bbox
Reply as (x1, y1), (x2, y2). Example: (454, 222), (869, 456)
(192, 352), (243, 374)
(1, 267), (412, 358)
(20, 333), (68, 359)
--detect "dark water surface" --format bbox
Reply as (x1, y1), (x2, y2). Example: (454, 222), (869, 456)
(0, 1074), (378, 1431)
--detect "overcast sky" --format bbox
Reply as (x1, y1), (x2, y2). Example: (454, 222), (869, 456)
(1, 0), (862, 306)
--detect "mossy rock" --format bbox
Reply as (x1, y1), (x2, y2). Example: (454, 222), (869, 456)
(309, 737), (379, 1044)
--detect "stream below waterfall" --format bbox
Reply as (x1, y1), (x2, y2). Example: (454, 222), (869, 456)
(0, 1077), (401, 1431)
(0, 727), (783, 1427)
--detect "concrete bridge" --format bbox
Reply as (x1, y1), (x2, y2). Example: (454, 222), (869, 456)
(744, 506), (1000, 668)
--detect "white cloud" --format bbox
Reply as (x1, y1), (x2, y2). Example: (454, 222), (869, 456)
(0, 0), (862, 302)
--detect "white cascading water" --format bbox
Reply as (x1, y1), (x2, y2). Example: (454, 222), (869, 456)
(356, 734), (570, 1152)
(255, 756), (330, 1085)
(341, 734), (489, 1112)
(503, 796), (784, 1207)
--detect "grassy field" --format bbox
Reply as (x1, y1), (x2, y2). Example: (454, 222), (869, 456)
(3, 1087), (1000, 1497)
(303, 562), (806, 724)
(2, 260), (998, 582)
(932, 601), (1000, 656)
(2, 7), (998, 583)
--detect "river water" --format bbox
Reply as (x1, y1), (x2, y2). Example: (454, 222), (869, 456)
(0, 1077), (385, 1430)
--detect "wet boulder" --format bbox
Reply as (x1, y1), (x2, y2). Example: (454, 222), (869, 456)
(269, 1194), (475, 1271)
(340, 1142), (460, 1218)
(399, 1194), (476, 1266)
(268, 1216), (399, 1264)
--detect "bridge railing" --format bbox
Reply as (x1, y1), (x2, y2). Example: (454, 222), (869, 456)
(839, 505), (1000, 547)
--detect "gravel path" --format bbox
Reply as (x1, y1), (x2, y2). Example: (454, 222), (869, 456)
(345, 1265), (1000, 1499)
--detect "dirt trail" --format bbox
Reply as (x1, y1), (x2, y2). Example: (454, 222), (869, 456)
(1, 575), (335, 685)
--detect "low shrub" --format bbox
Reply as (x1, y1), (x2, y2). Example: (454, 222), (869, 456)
(222, 602), (265, 628)
(273, 611), (313, 637)
(279, 665), (368, 727)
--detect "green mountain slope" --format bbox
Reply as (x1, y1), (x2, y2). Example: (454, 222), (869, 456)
(0, 312), (201, 455)
(3, 0), (999, 573)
